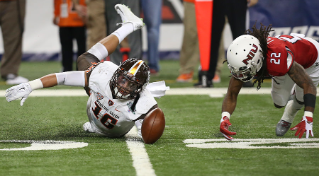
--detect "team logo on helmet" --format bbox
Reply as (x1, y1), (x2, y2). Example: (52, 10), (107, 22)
(242, 44), (258, 65)
(226, 35), (263, 82)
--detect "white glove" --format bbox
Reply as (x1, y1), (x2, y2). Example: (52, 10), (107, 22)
(135, 119), (143, 138)
(5, 83), (33, 106)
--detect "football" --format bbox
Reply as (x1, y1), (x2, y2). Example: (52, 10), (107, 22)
(141, 108), (165, 144)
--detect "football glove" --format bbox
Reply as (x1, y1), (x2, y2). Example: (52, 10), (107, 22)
(5, 83), (32, 106)
(220, 116), (236, 141)
(290, 116), (313, 138)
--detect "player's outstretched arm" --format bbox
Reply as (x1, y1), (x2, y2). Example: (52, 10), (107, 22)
(288, 62), (316, 138)
(220, 77), (243, 140)
(6, 71), (87, 106)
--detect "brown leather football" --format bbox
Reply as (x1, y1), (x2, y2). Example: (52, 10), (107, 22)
(141, 108), (165, 144)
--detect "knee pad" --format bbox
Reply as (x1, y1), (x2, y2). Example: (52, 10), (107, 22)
(77, 53), (100, 71)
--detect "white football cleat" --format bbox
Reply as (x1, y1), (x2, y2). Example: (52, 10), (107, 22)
(83, 122), (95, 133)
(6, 74), (29, 85)
(115, 4), (144, 31)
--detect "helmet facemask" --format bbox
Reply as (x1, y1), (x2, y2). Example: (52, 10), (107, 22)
(110, 59), (150, 100)
(228, 54), (263, 82)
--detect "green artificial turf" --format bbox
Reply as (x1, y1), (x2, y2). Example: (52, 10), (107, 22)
(1, 94), (318, 176)
(0, 60), (317, 176)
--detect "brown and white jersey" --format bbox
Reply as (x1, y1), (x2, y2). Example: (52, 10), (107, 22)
(86, 61), (157, 137)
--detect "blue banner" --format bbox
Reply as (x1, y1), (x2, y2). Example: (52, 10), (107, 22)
(249, 0), (319, 41)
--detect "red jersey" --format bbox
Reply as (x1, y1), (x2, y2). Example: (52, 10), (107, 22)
(266, 35), (318, 76)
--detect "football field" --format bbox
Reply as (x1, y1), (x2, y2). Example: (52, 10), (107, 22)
(0, 61), (319, 176)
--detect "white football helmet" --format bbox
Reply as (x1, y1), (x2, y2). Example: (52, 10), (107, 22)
(227, 35), (263, 82)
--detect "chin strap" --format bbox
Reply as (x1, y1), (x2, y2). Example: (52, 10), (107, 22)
(130, 94), (140, 112)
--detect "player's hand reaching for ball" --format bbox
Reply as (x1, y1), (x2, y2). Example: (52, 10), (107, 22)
(220, 115), (236, 141)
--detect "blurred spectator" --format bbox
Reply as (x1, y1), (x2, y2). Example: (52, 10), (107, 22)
(176, 0), (199, 82)
(0, 0), (28, 85)
(247, 0), (258, 7)
(104, 0), (142, 66)
(74, 0), (106, 50)
(195, 0), (258, 87)
(141, 0), (162, 75)
(54, 0), (86, 71)
(213, 28), (225, 83)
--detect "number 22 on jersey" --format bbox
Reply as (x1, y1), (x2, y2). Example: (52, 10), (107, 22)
(270, 53), (281, 65)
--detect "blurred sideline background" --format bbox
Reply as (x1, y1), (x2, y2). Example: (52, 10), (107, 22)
(0, 0), (318, 62)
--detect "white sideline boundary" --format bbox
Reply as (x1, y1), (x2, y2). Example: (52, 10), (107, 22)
(0, 87), (286, 97)
(1, 87), (319, 98)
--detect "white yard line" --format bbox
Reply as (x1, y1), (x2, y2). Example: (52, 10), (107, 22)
(183, 138), (319, 149)
(0, 140), (88, 151)
(125, 126), (156, 176)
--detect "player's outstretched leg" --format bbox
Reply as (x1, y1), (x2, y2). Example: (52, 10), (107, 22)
(95, 4), (145, 57)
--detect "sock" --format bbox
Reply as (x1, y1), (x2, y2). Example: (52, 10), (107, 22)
(281, 98), (303, 123)
(111, 23), (134, 43)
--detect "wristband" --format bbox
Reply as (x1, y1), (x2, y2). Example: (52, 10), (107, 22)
(221, 112), (231, 123)
(28, 79), (43, 90)
(304, 93), (316, 108)
(304, 111), (313, 118)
